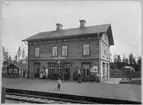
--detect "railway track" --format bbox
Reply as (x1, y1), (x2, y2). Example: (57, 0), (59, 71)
(5, 88), (141, 104)
(5, 92), (91, 104)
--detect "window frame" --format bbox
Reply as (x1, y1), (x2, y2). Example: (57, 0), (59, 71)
(14, 68), (17, 74)
(62, 45), (68, 57)
(35, 47), (40, 57)
(52, 46), (58, 57)
(82, 43), (90, 56)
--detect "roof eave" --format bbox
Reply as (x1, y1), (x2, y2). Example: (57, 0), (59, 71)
(107, 25), (114, 46)
(22, 33), (99, 42)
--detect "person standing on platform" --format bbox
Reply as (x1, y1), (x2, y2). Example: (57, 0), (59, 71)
(77, 68), (81, 83)
(43, 70), (46, 79)
(57, 78), (62, 91)
(45, 68), (49, 79)
(42, 67), (46, 79)
(40, 71), (43, 79)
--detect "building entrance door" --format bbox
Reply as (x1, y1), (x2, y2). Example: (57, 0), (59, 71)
(34, 63), (40, 78)
(82, 63), (90, 82)
(48, 63), (55, 79)
(64, 64), (71, 81)
(57, 64), (63, 79)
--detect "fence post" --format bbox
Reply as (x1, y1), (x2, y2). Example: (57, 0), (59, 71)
(1, 87), (6, 103)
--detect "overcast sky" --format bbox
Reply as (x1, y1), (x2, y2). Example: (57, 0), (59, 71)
(1, 1), (141, 60)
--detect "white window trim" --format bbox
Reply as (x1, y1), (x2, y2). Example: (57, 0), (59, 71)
(35, 47), (40, 57)
(62, 45), (67, 56)
(83, 44), (90, 55)
(52, 46), (57, 56)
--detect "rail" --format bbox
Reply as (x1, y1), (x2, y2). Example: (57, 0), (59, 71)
(5, 88), (141, 104)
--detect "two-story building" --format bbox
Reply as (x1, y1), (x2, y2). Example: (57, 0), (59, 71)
(23, 20), (114, 82)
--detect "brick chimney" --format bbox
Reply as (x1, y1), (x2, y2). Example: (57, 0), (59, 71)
(79, 20), (86, 28)
(56, 23), (63, 31)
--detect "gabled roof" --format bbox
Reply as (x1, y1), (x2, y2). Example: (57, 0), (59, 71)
(23, 24), (114, 45)
(7, 62), (27, 69)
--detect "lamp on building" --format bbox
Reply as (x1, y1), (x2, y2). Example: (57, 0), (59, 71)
(58, 61), (60, 64)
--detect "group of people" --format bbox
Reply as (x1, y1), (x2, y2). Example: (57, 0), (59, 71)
(40, 67), (49, 79)
(38, 67), (62, 91)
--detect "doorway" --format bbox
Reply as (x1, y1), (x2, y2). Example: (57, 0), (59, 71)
(48, 63), (56, 79)
(34, 63), (40, 78)
(57, 64), (63, 79)
(64, 64), (71, 81)
(82, 63), (90, 82)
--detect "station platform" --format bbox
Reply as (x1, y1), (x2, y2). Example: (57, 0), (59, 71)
(2, 78), (141, 102)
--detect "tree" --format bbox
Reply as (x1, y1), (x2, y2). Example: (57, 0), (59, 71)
(117, 55), (121, 62)
(17, 46), (21, 60)
(137, 57), (141, 72)
(129, 53), (134, 66)
(8, 56), (12, 63)
(132, 57), (138, 71)
(125, 58), (129, 65)
(2, 46), (9, 61)
(117, 55), (122, 69)
(122, 54), (126, 67)
(2, 46), (5, 60)
(14, 55), (18, 63)
(25, 56), (28, 63)
(22, 48), (25, 60)
(113, 54), (118, 63)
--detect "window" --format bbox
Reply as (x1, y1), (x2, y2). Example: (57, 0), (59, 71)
(35, 47), (40, 57)
(62, 45), (67, 56)
(14, 69), (17, 73)
(9, 68), (12, 74)
(52, 46), (57, 56)
(83, 44), (90, 55)
(57, 64), (62, 75)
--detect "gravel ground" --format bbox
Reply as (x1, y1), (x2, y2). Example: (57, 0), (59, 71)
(2, 78), (141, 102)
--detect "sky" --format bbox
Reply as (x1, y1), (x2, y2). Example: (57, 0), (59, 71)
(1, 1), (142, 60)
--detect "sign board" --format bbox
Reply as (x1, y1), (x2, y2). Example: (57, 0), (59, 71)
(53, 57), (66, 60)
(90, 66), (98, 76)
(92, 66), (98, 72)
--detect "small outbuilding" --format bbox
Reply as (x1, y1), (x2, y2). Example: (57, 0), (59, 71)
(121, 66), (135, 72)
(6, 62), (27, 78)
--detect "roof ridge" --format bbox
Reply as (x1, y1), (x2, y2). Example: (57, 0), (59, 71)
(36, 23), (111, 34)
(23, 23), (111, 42)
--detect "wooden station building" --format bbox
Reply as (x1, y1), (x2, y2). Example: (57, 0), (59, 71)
(23, 20), (114, 82)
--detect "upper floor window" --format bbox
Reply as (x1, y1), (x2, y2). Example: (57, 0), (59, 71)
(35, 47), (40, 57)
(83, 44), (90, 55)
(52, 46), (57, 56)
(62, 45), (67, 56)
